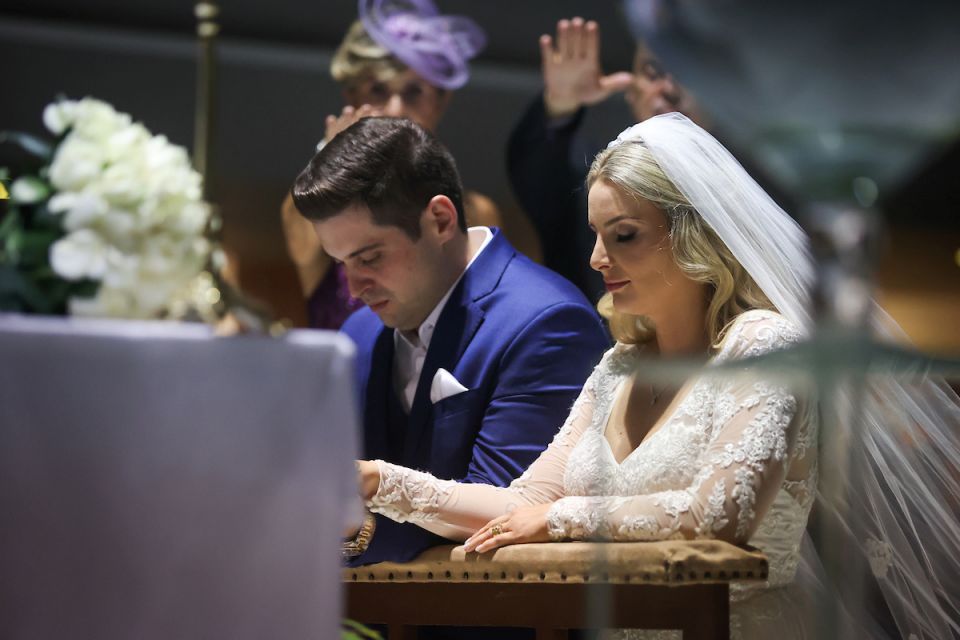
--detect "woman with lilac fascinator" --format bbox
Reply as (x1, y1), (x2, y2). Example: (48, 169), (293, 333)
(281, 0), (502, 329)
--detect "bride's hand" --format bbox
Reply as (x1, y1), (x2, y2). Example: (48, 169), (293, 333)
(463, 503), (553, 553)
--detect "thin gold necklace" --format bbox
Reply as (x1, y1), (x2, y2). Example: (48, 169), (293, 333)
(649, 383), (663, 406)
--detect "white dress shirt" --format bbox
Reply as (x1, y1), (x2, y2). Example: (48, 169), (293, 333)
(393, 227), (493, 413)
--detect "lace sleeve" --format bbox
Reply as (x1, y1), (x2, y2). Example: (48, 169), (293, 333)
(366, 349), (608, 541)
(546, 312), (806, 544)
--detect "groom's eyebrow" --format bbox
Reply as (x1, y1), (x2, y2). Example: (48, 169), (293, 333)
(347, 242), (384, 259)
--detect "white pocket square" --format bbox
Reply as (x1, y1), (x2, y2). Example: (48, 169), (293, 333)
(430, 368), (469, 404)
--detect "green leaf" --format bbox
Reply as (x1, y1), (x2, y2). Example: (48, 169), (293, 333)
(341, 620), (382, 639)
(71, 279), (99, 298)
(0, 264), (52, 312)
(30, 201), (62, 230)
(0, 131), (54, 162)
(17, 228), (59, 265)
(0, 207), (21, 250)
(3, 225), (23, 262)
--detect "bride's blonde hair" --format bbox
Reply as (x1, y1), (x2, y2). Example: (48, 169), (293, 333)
(586, 141), (774, 348)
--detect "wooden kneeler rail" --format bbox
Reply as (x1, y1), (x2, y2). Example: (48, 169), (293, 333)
(344, 540), (768, 640)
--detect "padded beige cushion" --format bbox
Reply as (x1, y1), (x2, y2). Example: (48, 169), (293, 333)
(345, 540), (767, 585)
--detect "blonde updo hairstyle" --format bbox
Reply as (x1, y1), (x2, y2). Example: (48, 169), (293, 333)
(330, 21), (407, 89)
(587, 140), (773, 349)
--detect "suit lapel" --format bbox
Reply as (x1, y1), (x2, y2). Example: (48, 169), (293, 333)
(401, 230), (515, 463)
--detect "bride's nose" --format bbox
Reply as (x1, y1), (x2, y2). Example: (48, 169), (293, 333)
(590, 235), (610, 271)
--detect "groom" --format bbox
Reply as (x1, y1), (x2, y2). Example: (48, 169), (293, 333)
(292, 117), (608, 566)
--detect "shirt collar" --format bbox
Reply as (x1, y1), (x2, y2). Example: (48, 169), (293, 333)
(395, 226), (493, 351)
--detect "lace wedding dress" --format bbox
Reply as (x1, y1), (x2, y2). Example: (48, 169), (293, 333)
(369, 309), (819, 639)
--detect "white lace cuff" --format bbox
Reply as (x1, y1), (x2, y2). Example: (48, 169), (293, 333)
(366, 459), (457, 524)
(546, 496), (631, 540)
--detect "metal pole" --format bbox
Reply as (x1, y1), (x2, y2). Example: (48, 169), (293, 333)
(193, 1), (219, 202)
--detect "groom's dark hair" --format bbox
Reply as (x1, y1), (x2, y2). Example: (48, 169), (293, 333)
(292, 117), (466, 240)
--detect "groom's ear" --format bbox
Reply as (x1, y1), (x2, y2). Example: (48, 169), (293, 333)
(423, 195), (460, 241)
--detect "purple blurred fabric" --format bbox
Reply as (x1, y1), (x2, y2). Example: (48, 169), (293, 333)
(307, 263), (364, 330)
(359, 0), (486, 90)
(0, 314), (361, 640)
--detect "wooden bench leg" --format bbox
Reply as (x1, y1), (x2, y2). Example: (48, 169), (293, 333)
(679, 583), (729, 640)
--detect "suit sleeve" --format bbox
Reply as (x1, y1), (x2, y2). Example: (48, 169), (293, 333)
(507, 96), (596, 291)
(461, 301), (608, 487)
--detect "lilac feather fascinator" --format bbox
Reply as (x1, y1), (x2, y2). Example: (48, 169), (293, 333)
(359, 0), (487, 90)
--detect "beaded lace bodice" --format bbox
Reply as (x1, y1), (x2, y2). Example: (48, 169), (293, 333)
(368, 310), (818, 592)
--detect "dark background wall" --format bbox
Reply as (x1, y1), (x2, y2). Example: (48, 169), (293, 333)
(2, 1), (958, 350)
(0, 2), (639, 324)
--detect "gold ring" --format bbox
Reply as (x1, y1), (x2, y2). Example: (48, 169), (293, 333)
(490, 524), (503, 537)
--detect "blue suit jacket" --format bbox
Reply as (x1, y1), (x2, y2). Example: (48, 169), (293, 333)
(342, 229), (609, 565)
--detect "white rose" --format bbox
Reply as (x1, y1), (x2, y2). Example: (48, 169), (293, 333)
(102, 122), (150, 164)
(99, 265), (180, 318)
(142, 135), (188, 170)
(71, 98), (132, 142)
(49, 192), (109, 231)
(95, 162), (147, 208)
(100, 252), (140, 290)
(42, 97), (213, 319)
(69, 286), (134, 318)
(9, 176), (50, 204)
(131, 275), (182, 317)
(48, 136), (105, 191)
(50, 229), (110, 281)
(139, 235), (194, 276)
(148, 171), (202, 205)
(133, 196), (165, 230)
(42, 100), (78, 136)
(67, 292), (110, 317)
(144, 141), (196, 179)
(98, 208), (139, 251)
(167, 201), (210, 236)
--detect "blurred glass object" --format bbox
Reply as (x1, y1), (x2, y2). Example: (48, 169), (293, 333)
(624, 0), (960, 204)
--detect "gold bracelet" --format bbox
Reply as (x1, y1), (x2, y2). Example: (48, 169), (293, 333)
(342, 511), (376, 558)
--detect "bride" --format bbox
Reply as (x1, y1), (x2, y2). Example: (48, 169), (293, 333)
(355, 113), (960, 639)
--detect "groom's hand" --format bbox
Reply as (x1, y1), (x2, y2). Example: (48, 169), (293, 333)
(356, 460), (381, 501)
(540, 17), (633, 119)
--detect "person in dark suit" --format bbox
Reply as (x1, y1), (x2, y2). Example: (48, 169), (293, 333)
(508, 17), (788, 302)
(292, 116), (609, 566)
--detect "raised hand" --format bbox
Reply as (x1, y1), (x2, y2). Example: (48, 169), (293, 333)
(539, 17), (634, 119)
(323, 104), (380, 144)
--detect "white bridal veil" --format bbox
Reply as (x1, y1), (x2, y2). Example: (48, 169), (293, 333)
(611, 113), (960, 639)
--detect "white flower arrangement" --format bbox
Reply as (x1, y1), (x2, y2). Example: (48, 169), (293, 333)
(1, 97), (212, 318)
